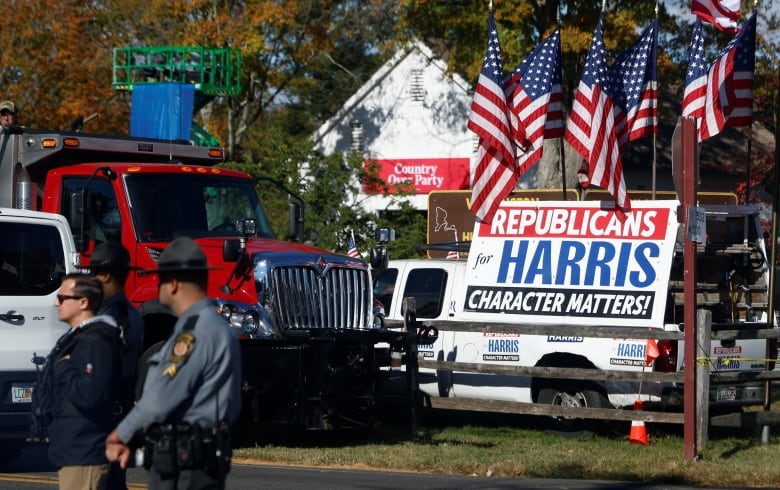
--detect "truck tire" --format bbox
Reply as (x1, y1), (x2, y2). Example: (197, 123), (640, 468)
(537, 381), (610, 432)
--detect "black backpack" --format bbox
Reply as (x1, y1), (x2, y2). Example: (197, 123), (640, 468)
(113, 301), (138, 412)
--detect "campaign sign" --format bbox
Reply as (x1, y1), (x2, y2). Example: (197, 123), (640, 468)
(462, 200), (679, 328)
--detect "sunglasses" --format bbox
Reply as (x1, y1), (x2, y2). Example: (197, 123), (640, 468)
(56, 294), (84, 303)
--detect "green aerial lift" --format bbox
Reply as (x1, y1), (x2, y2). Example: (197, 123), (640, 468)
(112, 46), (241, 146)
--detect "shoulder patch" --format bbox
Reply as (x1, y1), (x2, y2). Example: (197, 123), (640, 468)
(182, 316), (198, 332)
(169, 332), (195, 363)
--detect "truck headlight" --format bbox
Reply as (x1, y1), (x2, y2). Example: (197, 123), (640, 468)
(216, 300), (274, 337)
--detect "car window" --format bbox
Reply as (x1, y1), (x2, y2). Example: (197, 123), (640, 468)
(402, 268), (448, 318)
(373, 268), (398, 313)
(0, 222), (66, 295)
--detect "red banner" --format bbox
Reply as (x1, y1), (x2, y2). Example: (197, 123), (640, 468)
(365, 158), (470, 194)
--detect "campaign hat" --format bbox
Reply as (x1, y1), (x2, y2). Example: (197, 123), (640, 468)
(140, 236), (217, 274)
(86, 241), (138, 271)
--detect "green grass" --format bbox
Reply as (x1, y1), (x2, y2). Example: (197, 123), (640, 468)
(233, 409), (780, 487)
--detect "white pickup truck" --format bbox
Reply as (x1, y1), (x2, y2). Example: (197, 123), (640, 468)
(374, 201), (777, 417)
(0, 208), (80, 463)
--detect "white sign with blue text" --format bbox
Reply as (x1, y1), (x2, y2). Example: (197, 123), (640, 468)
(462, 200), (680, 328)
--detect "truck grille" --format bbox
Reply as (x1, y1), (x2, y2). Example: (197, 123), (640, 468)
(270, 266), (371, 330)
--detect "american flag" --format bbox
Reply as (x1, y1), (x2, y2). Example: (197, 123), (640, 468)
(505, 28), (563, 176)
(446, 231), (460, 260)
(607, 19), (658, 144)
(564, 14), (629, 210)
(347, 231), (360, 258)
(692, 0), (740, 33)
(468, 10), (516, 223)
(686, 11), (756, 142)
(682, 20), (706, 120)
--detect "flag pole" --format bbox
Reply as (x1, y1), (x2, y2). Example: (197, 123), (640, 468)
(556, 6), (567, 200)
(744, 1), (758, 205)
(651, 1), (659, 199)
(746, 127), (753, 204)
(764, 57), (780, 446)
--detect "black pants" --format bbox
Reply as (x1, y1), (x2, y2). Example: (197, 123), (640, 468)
(106, 462), (127, 490)
(148, 468), (225, 490)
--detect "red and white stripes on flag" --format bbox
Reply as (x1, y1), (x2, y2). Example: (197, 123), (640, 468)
(468, 11), (517, 223)
(682, 20), (707, 120)
(505, 28), (563, 177)
(682, 11), (756, 142)
(692, 0), (740, 33)
(607, 19), (658, 145)
(564, 14), (629, 211)
(347, 231), (360, 258)
(446, 231), (460, 260)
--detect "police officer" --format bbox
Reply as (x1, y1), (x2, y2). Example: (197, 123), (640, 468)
(87, 242), (144, 402)
(86, 242), (144, 490)
(105, 237), (241, 490)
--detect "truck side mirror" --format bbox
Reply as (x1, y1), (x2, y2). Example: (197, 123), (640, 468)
(68, 193), (83, 229)
(370, 228), (395, 269)
(370, 246), (388, 269)
(68, 192), (89, 252)
(222, 239), (241, 262)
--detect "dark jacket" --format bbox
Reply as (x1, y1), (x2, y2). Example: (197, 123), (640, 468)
(99, 291), (144, 407)
(46, 315), (122, 468)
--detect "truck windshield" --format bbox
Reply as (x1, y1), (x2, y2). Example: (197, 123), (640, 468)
(125, 173), (275, 242)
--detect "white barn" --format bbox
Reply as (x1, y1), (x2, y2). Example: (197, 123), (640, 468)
(312, 40), (475, 214)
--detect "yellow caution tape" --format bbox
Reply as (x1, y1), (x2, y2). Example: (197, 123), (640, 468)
(695, 356), (776, 365)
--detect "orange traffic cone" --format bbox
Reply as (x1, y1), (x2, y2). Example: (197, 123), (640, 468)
(629, 399), (649, 445)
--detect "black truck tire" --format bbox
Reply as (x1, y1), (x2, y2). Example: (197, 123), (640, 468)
(537, 381), (610, 432)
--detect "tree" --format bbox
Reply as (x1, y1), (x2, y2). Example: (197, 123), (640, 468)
(223, 118), (424, 257)
(1, 0), (128, 131)
(94, 0), (401, 161)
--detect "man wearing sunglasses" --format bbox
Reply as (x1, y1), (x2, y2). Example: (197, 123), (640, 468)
(39, 273), (123, 490)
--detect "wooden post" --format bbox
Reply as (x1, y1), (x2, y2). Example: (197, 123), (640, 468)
(696, 309), (711, 451)
(402, 297), (420, 433)
(672, 116), (699, 461)
(672, 117), (699, 461)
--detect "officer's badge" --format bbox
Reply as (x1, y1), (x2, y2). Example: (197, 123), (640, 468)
(170, 332), (195, 363)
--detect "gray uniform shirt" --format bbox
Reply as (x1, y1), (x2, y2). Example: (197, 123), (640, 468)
(117, 298), (241, 442)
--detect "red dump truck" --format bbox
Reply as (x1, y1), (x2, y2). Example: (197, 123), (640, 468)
(0, 125), (405, 433)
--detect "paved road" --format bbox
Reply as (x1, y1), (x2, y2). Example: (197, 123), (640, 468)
(0, 444), (761, 490)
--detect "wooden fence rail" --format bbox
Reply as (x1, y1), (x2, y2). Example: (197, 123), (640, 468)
(393, 299), (780, 440)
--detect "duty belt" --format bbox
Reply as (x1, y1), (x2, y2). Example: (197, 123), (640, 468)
(143, 422), (231, 478)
